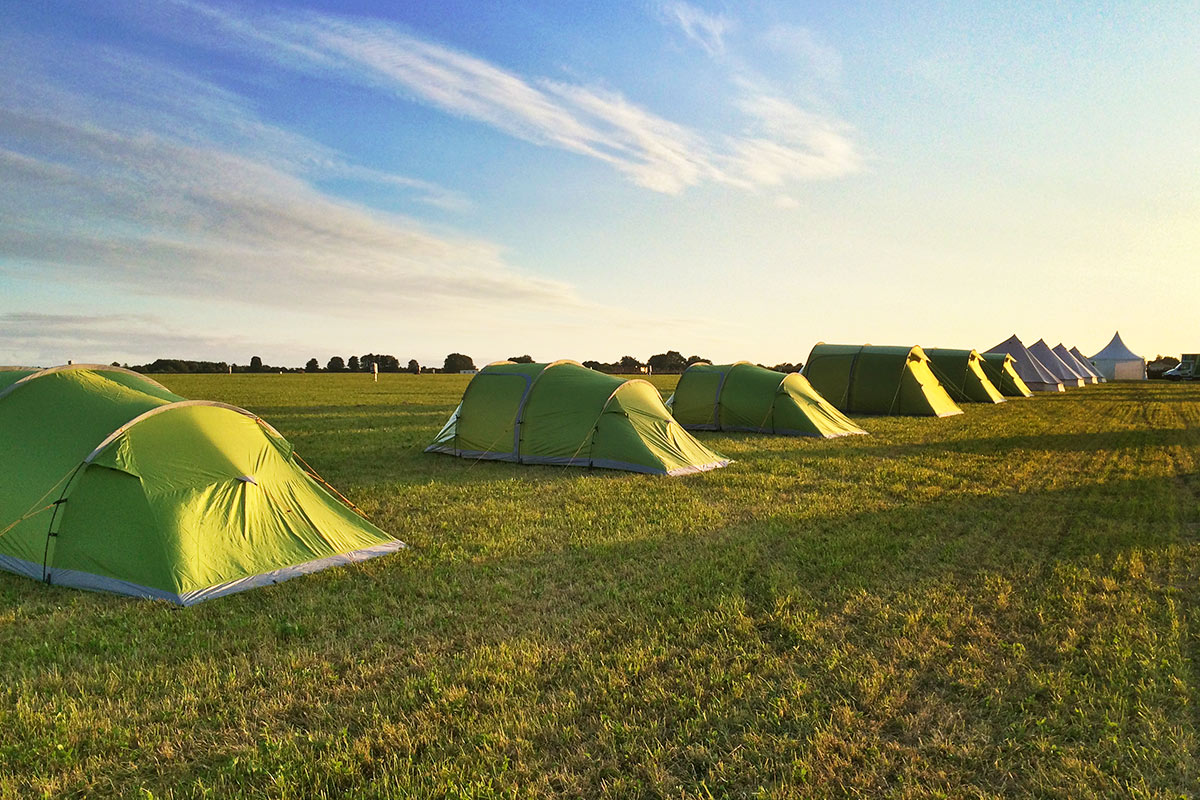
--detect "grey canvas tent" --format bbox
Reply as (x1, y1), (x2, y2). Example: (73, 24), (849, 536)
(986, 335), (1064, 392)
(1090, 332), (1146, 380)
(1029, 340), (1084, 387)
(1053, 344), (1099, 385)
(1068, 346), (1105, 383)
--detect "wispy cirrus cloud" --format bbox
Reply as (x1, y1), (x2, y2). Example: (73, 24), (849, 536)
(143, 1), (861, 195)
(647, 6), (863, 204)
(659, 1), (735, 57)
(0, 41), (572, 314)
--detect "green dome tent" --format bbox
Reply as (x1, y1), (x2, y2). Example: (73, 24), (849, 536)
(667, 362), (867, 437)
(979, 353), (1034, 397)
(426, 360), (729, 475)
(0, 365), (402, 605)
(924, 349), (1006, 404)
(802, 344), (963, 417)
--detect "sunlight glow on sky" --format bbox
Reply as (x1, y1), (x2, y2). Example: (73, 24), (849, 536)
(1, 1), (1197, 367)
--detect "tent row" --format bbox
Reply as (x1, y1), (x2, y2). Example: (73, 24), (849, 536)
(426, 345), (1020, 474)
(4, 334), (1142, 604)
(431, 333), (1140, 475)
(985, 331), (1143, 390)
(0, 365), (403, 605)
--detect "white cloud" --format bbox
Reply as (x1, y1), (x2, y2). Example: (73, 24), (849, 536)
(0, 43), (576, 315)
(0, 312), (249, 366)
(723, 94), (864, 185)
(660, 2), (735, 57)
(135, 2), (861, 196)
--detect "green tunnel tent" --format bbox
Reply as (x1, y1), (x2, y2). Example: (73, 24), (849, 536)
(924, 349), (1006, 404)
(0, 365), (403, 605)
(979, 353), (1035, 397)
(802, 345), (963, 417)
(426, 360), (729, 475)
(667, 362), (867, 437)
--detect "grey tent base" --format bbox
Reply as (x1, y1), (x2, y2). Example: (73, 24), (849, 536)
(678, 424), (867, 437)
(0, 540), (406, 606)
(425, 445), (729, 476)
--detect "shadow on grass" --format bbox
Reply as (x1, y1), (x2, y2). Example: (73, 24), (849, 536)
(1, 469), (1197, 796)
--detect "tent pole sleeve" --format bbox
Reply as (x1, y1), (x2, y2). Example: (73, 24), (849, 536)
(711, 366), (735, 429)
(41, 461), (87, 583)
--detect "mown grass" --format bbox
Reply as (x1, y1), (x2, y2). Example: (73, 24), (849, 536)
(2, 375), (1198, 798)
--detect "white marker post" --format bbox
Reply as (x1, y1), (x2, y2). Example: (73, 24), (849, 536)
(373, 362), (379, 383)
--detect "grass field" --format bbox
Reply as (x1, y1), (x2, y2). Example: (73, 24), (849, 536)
(2, 375), (1198, 798)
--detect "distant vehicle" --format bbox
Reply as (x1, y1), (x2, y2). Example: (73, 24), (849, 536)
(1163, 354), (1198, 381)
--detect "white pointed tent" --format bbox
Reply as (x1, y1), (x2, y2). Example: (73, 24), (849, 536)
(986, 335), (1064, 392)
(1090, 332), (1146, 380)
(1054, 344), (1098, 385)
(1029, 340), (1084, 387)
(1068, 346), (1105, 383)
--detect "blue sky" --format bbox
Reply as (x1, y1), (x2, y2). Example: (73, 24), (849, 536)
(1, 1), (1196, 367)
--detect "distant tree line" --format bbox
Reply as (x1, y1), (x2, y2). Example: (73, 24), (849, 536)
(129, 353), (482, 374)
(125, 351), (802, 376)
(578, 351), (801, 375)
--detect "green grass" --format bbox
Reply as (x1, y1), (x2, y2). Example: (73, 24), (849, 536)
(2, 375), (1198, 798)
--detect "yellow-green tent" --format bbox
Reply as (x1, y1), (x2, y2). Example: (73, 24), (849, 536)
(924, 349), (1006, 404)
(979, 353), (1034, 397)
(668, 362), (866, 437)
(802, 345), (963, 417)
(427, 360), (729, 475)
(0, 365), (402, 604)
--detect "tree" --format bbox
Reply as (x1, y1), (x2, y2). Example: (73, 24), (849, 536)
(407, 359), (420, 374)
(647, 350), (687, 374)
(443, 353), (476, 373)
(327, 356), (346, 372)
(250, 355), (263, 372)
(305, 358), (320, 373)
(507, 354), (534, 363)
(771, 362), (801, 374)
(1147, 355), (1180, 379)
(685, 354), (708, 366)
(618, 355), (644, 373)
(347, 355), (360, 372)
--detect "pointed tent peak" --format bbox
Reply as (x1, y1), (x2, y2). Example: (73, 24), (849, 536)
(1068, 346), (1104, 380)
(986, 336), (1064, 390)
(986, 334), (1031, 356)
(1091, 331), (1142, 361)
(1029, 339), (1085, 383)
(1053, 343), (1098, 384)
